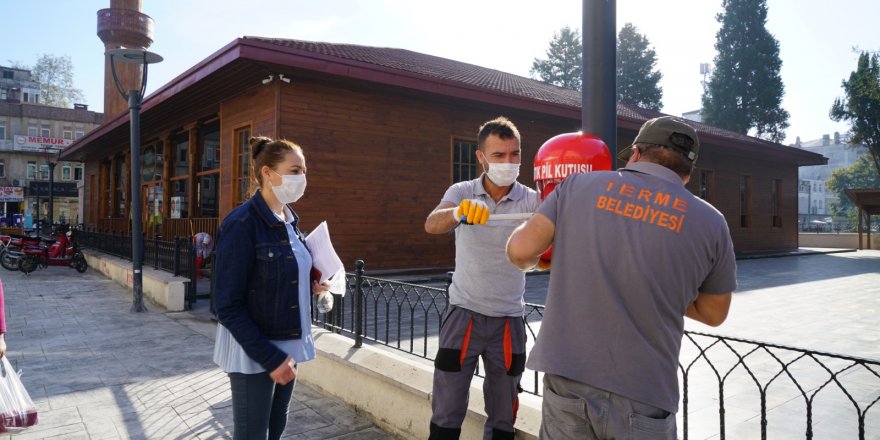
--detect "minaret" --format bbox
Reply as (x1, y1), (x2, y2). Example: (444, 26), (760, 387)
(96, 0), (154, 122)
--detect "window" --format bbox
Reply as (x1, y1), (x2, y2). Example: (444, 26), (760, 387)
(170, 133), (190, 218)
(698, 169), (714, 202)
(452, 139), (479, 183)
(89, 174), (96, 223)
(100, 161), (112, 218)
(74, 165), (83, 181)
(196, 121), (220, 217)
(63, 126), (73, 140)
(114, 156), (126, 217)
(771, 179), (782, 228)
(62, 163), (72, 181)
(200, 121), (220, 171)
(27, 161), (36, 179)
(28, 123), (37, 136)
(2, 70), (12, 79)
(0, 119), (5, 139)
(171, 180), (189, 218)
(740, 175), (752, 228)
(234, 126), (251, 205)
(0, 160), (5, 178)
(39, 164), (49, 180)
(28, 90), (39, 103)
(173, 133), (189, 177)
(75, 127), (85, 139)
(40, 123), (50, 137)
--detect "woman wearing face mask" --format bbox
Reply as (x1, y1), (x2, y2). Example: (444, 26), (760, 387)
(212, 136), (329, 440)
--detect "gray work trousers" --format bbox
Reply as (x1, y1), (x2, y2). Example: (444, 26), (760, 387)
(540, 373), (676, 440)
(430, 306), (526, 440)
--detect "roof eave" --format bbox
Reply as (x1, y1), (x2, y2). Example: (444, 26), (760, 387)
(60, 39), (246, 161)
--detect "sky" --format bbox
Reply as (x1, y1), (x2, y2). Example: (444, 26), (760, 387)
(2, 0), (877, 145)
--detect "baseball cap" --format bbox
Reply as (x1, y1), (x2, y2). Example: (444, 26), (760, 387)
(618, 116), (700, 163)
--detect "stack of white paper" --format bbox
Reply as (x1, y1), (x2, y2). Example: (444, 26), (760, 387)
(305, 221), (345, 287)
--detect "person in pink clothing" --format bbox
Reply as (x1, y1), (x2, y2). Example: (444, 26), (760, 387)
(0, 278), (6, 358)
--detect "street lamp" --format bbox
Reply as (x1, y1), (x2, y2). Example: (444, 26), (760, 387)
(46, 146), (56, 231)
(106, 48), (163, 313)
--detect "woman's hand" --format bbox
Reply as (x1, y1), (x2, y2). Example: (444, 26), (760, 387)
(269, 356), (297, 385)
(0, 333), (6, 359)
(311, 280), (330, 296)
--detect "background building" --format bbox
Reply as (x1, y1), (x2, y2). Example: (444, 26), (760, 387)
(0, 65), (102, 230)
(795, 132), (868, 229)
(63, 33), (825, 270)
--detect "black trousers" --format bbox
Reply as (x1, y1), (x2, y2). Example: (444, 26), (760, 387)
(228, 372), (295, 440)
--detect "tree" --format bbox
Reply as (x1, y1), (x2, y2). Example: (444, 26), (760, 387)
(530, 26), (582, 91)
(701, 0), (789, 142)
(831, 51), (880, 178)
(826, 154), (880, 224)
(616, 23), (663, 111)
(30, 54), (85, 108)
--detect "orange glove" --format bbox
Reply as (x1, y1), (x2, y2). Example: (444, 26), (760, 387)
(452, 199), (490, 225)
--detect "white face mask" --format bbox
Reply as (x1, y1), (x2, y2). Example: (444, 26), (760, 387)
(270, 171), (306, 204)
(484, 162), (520, 186)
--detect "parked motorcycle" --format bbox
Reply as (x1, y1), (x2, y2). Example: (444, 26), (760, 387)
(0, 234), (44, 271)
(18, 227), (88, 275)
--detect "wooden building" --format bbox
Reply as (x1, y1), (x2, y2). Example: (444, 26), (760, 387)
(61, 37), (826, 271)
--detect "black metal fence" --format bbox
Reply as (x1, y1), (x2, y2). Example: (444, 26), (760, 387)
(75, 227), (200, 308)
(313, 260), (880, 440)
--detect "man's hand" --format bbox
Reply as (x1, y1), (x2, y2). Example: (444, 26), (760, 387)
(0, 333), (6, 359)
(452, 199), (490, 225)
(269, 356), (297, 385)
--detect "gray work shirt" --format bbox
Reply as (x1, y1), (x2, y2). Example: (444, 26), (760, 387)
(527, 161), (737, 413)
(441, 175), (540, 317)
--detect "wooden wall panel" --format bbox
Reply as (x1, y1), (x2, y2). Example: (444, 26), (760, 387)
(273, 78), (575, 270)
(218, 85), (277, 219)
(697, 151), (800, 254)
(78, 73), (802, 270)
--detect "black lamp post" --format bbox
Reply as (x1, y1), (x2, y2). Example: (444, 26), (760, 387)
(582, 0), (617, 168)
(47, 149), (56, 230)
(106, 48), (163, 313)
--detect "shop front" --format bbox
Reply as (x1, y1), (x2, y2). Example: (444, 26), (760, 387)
(26, 181), (79, 228)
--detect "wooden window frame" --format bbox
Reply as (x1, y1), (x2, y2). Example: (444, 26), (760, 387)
(233, 125), (252, 205)
(740, 175), (752, 228)
(771, 179), (782, 228)
(698, 168), (715, 203)
(451, 137), (479, 184)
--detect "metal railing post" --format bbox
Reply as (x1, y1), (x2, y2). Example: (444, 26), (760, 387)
(187, 240), (197, 309)
(173, 236), (181, 276)
(153, 233), (159, 269)
(354, 259), (364, 348)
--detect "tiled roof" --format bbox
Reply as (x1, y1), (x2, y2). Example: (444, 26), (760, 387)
(245, 36), (581, 108)
(244, 37), (810, 153)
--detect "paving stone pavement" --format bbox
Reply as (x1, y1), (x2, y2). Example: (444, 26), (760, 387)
(0, 268), (394, 439)
(351, 249), (880, 439)
(3, 249), (879, 439)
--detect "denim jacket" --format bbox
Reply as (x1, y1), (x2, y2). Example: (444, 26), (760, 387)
(213, 190), (307, 372)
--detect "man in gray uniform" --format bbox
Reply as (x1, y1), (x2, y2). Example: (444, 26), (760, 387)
(425, 117), (540, 440)
(507, 116), (736, 439)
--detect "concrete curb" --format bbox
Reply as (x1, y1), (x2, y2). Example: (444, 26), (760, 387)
(298, 329), (540, 439)
(82, 250), (189, 311)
